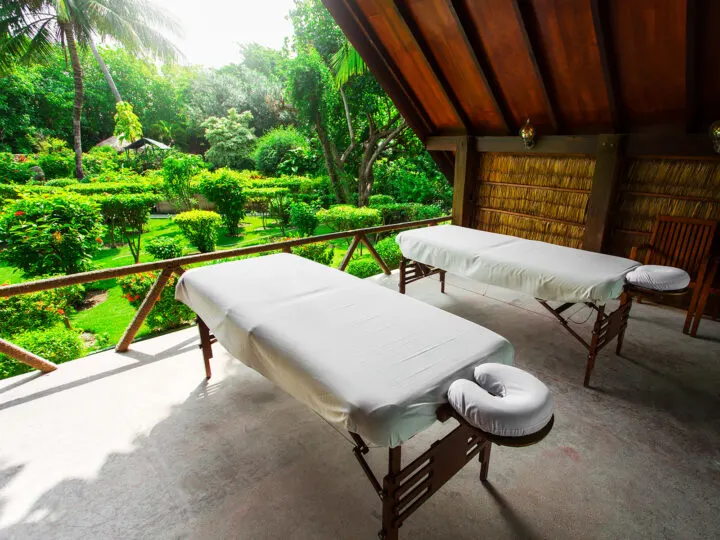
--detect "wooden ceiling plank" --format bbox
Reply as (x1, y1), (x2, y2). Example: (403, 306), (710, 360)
(445, 0), (514, 135)
(510, 0), (560, 134)
(686, 0), (698, 133)
(390, 0), (473, 133)
(590, 0), (622, 132)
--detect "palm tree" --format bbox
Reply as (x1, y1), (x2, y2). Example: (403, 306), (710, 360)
(0, 0), (181, 179)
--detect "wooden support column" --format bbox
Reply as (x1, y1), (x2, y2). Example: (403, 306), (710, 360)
(583, 134), (625, 252)
(451, 136), (477, 227)
(0, 338), (58, 373)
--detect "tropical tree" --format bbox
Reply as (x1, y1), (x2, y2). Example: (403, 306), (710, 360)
(0, 0), (180, 179)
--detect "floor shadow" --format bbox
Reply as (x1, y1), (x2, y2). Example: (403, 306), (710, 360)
(483, 481), (541, 540)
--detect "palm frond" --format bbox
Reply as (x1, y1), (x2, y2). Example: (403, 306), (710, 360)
(330, 40), (366, 88)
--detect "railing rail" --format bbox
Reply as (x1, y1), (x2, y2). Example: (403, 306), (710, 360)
(0, 216), (450, 373)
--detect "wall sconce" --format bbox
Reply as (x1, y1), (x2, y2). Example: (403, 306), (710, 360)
(710, 120), (720, 154)
(519, 118), (535, 149)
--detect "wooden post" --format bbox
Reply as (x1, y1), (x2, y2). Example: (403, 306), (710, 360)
(452, 136), (477, 228)
(0, 338), (58, 373)
(339, 234), (362, 272)
(583, 134), (624, 252)
(115, 267), (175, 352)
(359, 234), (391, 275)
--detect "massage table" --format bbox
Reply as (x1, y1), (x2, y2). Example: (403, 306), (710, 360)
(175, 253), (554, 539)
(396, 225), (690, 387)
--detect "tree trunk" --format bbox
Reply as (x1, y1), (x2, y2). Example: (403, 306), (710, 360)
(357, 119), (406, 206)
(89, 38), (122, 102)
(62, 23), (85, 180)
(315, 117), (348, 204)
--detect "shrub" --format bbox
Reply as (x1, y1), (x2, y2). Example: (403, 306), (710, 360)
(203, 108), (256, 170)
(83, 146), (120, 175)
(254, 126), (311, 176)
(162, 153), (206, 211)
(268, 193), (292, 235)
(369, 194), (395, 207)
(290, 202), (319, 237)
(145, 237), (184, 260)
(197, 168), (247, 235)
(374, 237), (402, 269)
(0, 283), (84, 338)
(317, 205), (381, 232)
(94, 193), (160, 262)
(68, 180), (161, 196)
(174, 210), (222, 252)
(45, 178), (76, 188)
(414, 204), (445, 220)
(118, 272), (194, 332)
(347, 258), (382, 279)
(0, 153), (34, 183)
(373, 203), (417, 225)
(36, 152), (74, 179)
(292, 242), (334, 265)
(374, 156), (452, 209)
(1, 327), (85, 379)
(0, 193), (105, 276)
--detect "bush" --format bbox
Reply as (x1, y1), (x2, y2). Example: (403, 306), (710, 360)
(0, 328), (85, 379)
(374, 156), (452, 209)
(93, 193), (159, 262)
(268, 193), (292, 235)
(203, 108), (256, 170)
(36, 152), (74, 179)
(374, 236), (402, 269)
(45, 178), (77, 188)
(0, 193), (105, 276)
(254, 126), (312, 176)
(83, 146), (120, 175)
(369, 194), (394, 207)
(0, 153), (34, 183)
(347, 258), (382, 279)
(373, 203), (417, 225)
(197, 168), (247, 235)
(118, 272), (194, 332)
(317, 205), (381, 232)
(292, 242), (334, 265)
(145, 237), (184, 260)
(162, 153), (206, 211)
(414, 204), (445, 220)
(290, 202), (319, 237)
(174, 210), (222, 252)
(0, 283), (84, 338)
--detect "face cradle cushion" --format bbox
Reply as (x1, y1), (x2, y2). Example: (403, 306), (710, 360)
(625, 265), (691, 292)
(448, 363), (555, 438)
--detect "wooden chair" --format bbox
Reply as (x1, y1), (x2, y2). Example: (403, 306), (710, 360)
(629, 215), (717, 337)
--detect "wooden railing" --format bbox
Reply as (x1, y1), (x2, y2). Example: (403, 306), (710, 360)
(0, 216), (450, 374)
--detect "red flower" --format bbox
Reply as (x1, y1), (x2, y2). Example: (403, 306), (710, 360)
(14, 211), (25, 217)
(96, 237), (103, 243)
(57, 308), (65, 315)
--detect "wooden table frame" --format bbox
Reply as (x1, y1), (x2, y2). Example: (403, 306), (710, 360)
(196, 317), (553, 539)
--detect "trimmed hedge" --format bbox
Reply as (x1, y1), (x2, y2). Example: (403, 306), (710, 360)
(347, 258), (382, 279)
(292, 241), (334, 265)
(374, 237), (402, 269)
(317, 205), (382, 232)
(174, 210), (223, 252)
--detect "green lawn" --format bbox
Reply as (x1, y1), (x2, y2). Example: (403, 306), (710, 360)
(1, 214), (361, 351)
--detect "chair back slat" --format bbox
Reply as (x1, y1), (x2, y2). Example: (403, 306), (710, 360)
(646, 216), (717, 277)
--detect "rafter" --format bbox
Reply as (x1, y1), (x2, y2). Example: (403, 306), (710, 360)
(590, 0), (622, 132)
(510, 0), (559, 133)
(390, 0), (473, 133)
(446, 0), (514, 135)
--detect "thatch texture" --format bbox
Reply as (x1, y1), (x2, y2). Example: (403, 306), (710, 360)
(474, 153), (595, 248)
(615, 159), (720, 234)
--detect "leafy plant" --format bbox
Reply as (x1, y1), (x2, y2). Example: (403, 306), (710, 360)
(254, 126), (311, 176)
(0, 327), (85, 379)
(0, 193), (105, 276)
(202, 108), (256, 170)
(373, 203), (418, 225)
(174, 210), (223, 252)
(94, 193), (159, 262)
(292, 241), (334, 265)
(145, 237), (184, 260)
(83, 146), (120, 175)
(36, 152), (74, 179)
(368, 194), (394, 207)
(197, 168), (247, 235)
(374, 237), (402, 269)
(289, 201), (319, 237)
(0, 284), (84, 338)
(114, 101), (143, 144)
(118, 272), (194, 331)
(346, 258), (381, 279)
(414, 204), (444, 220)
(161, 153), (206, 211)
(268, 193), (292, 235)
(0, 153), (34, 184)
(45, 178), (77, 188)
(317, 205), (381, 232)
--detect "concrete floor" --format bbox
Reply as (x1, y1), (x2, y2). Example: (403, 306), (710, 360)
(1, 272), (719, 539)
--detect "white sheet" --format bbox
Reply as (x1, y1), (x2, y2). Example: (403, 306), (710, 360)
(175, 253), (513, 447)
(397, 225), (640, 303)
(625, 265), (690, 291)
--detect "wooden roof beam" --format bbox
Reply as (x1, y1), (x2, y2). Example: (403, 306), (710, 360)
(590, 0), (623, 132)
(446, 0), (515, 135)
(685, 0), (698, 133)
(390, 0), (474, 133)
(511, 0), (560, 134)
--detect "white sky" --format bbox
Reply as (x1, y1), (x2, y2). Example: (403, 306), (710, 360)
(151, 0), (297, 67)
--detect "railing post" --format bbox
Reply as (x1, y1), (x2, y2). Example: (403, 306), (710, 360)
(359, 234), (391, 275)
(115, 267), (176, 352)
(0, 338), (58, 373)
(339, 234), (362, 271)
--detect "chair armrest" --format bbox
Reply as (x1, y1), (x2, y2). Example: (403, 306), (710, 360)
(629, 243), (652, 263)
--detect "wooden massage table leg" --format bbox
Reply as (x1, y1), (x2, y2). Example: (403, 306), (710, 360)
(440, 270), (446, 294)
(399, 257), (407, 294)
(197, 317), (215, 379)
(480, 442), (492, 481)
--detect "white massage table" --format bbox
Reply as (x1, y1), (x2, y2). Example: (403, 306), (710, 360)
(396, 225), (669, 387)
(175, 253), (553, 539)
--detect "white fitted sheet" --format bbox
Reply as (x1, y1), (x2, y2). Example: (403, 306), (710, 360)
(397, 225), (640, 303)
(175, 253), (513, 447)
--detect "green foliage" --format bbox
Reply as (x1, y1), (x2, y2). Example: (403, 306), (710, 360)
(268, 193), (292, 235)
(292, 242), (333, 265)
(83, 146), (120, 175)
(68, 180), (161, 196)
(114, 101), (144, 144)
(174, 210), (222, 252)
(32, 136), (69, 154)
(414, 204), (445, 220)
(368, 194), (394, 207)
(0, 193), (105, 276)
(373, 203), (417, 225)
(374, 156), (452, 209)
(118, 272), (194, 332)
(254, 126), (311, 176)
(347, 258), (381, 279)
(374, 237), (402, 269)
(0, 328), (85, 379)
(36, 152), (74, 179)
(161, 153), (206, 211)
(94, 193), (159, 262)
(287, 48), (337, 132)
(317, 205), (381, 232)
(289, 202), (319, 237)
(202, 108), (256, 170)
(197, 168), (247, 235)
(145, 237), (184, 260)
(0, 284), (85, 338)
(0, 153), (34, 183)
(45, 178), (77, 188)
